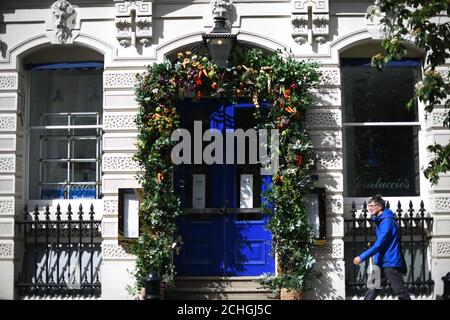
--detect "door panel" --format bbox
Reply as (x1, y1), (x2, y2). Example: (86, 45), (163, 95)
(177, 213), (222, 276)
(174, 101), (224, 276)
(174, 101), (274, 276)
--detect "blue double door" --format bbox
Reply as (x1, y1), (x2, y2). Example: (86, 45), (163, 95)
(174, 101), (275, 276)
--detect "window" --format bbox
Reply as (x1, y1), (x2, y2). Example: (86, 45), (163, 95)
(27, 64), (103, 199)
(342, 59), (421, 197)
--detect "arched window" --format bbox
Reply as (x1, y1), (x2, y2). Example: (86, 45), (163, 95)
(25, 47), (104, 200)
(341, 57), (422, 197)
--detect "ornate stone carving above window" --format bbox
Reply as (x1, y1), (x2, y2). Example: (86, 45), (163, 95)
(210, 0), (234, 27)
(365, 0), (392, 40)
(291, 0), (329, 45)
(46, 0), (80, 44)
(115, 1), (152, 47)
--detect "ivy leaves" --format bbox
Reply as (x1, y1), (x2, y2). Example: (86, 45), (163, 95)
(134, 48), (321, 294)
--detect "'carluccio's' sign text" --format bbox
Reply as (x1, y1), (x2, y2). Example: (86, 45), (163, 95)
(355, 177), (411, 191)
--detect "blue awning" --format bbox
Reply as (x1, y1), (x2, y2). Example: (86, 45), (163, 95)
(26, 61), (104, 70)
(340, 58), (422, 67)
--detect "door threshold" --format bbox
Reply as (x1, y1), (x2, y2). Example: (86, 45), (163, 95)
(175, 276), (265, 281)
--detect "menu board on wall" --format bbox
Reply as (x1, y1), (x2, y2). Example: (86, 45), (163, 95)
(123, 192), (139, 238)
(192, 174), (206, 209)
(240, 174), (253, 209)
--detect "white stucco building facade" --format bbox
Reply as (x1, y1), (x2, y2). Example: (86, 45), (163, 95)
(0, 0), (448, 300)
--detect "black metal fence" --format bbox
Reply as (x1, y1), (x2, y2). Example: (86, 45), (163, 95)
(344, 200), (434, 297)
(16, 203), (102, 297)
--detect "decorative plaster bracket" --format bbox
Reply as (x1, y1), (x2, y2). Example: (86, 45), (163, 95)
(291, 0), (329, 45)
(115, 1), (153, 48)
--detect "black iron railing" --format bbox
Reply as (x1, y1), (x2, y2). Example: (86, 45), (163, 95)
(16, 203), (102, 297)
(344, 200), (434, 297)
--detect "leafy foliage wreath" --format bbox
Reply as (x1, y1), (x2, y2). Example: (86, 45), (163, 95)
(133, 48), (321, 294)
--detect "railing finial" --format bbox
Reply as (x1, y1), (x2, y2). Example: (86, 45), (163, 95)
(33, 204), (39, 221)
(56, 204), (61, 221)
(44, 203), (51, 221)
(78, 203), (84, 220)
(67, 203), (72, 220)
(351, 201), (356, 219)
(23, 204), (28, 221)
(419, 200), (426, 217)
(408, 200), (414, 217)
(89, 203), (95, 220)
(362, 201), (368, 218)
(396, 201), (403, 218)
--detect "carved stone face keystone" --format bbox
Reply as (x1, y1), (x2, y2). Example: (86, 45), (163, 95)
(213, 6), (228, 18)
(51, 0), (74, 30)
(211, 0), (232, 20)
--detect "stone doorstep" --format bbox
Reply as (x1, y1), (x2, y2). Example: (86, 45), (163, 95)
(165, 292), (277, 300)
(173, 277), (269, 290)
(165, 277), (277, 300)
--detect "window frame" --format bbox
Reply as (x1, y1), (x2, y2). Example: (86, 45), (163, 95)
(24, 63), (104, 201)
(341, 59), (423, 198)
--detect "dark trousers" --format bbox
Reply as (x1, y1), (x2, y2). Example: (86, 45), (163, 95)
(364, 267), (411, 300)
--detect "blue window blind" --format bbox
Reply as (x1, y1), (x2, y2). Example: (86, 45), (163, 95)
(340, 58), (422, 68)
(25, 61), (104, 70)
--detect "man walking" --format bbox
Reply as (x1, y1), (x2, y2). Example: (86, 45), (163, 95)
(353, 195), (411, 300)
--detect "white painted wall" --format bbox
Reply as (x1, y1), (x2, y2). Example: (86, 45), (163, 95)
(0, 0), (448, 300)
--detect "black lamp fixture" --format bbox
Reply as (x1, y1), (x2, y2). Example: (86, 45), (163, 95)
(202, 16), (237, 68)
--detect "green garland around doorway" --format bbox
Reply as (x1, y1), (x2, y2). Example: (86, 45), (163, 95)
(133, 49), (321, 295)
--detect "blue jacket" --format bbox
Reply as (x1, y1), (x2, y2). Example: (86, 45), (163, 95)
(358, 208), (404, 268)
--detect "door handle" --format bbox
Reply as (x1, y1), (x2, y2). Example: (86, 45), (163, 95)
(219, 200), (229, 215)
(183, 208), (220, 215)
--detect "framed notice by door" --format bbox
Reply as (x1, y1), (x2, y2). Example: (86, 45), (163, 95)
(306, 188), (326, 241)
(118, 188), (143, 249)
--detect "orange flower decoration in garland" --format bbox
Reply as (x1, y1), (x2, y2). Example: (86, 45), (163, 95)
(157, 172), (165, 183)
(274, 175), (284, 185)
(284, 88), (292, 99)
(285, 106), (295, 114)
(182, 58), (190, 69)
(295, 154), (303, 166)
